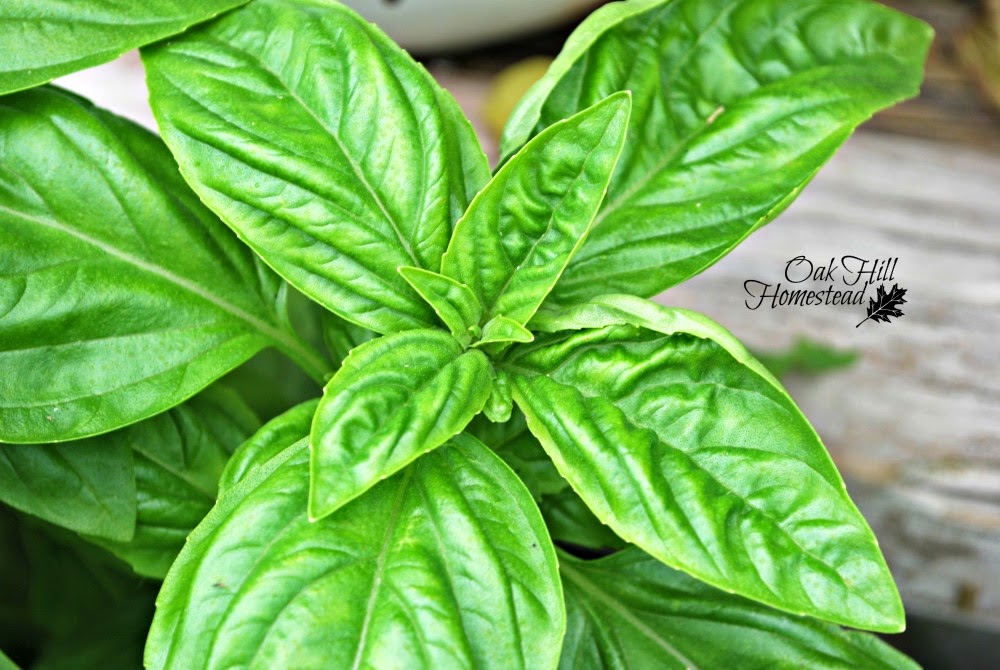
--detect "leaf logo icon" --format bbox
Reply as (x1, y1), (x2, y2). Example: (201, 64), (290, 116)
(856, 283), (907, 328)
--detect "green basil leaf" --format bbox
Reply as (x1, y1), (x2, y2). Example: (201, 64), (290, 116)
(441, 93), (631, 328)
(501, 0), (932, 301)
(0, 650), (16, 670)
(399, 266), (483, 347)
(559, 548), (917, 670)
(506, 300), (903, 632)
(476, 316), (534, 349)
(219, 399), (318, 495)
(89, 385), (259, 579)
(0, 87), (318, 443)
(146, 434), (564, 670)
(143, 0), (490, 335)
(481, 370), (515, 423)
(0, 438), (134, 542)
(0, 0), (249, 95)
(310, 329), (492, 520)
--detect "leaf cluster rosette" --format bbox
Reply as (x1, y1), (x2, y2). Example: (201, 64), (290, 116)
(0, 0), (932, 667)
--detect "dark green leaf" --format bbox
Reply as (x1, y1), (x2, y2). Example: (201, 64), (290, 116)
(0, 0), (249, 95)
(321, 311), (379, 369)
(0, 87), (319, 443)
(399, 266), (482, 347)
(89, 385), (259, 579)
(146, 435), (564, 670)
(143, 0), (490, 335)
(559, 549), (918, 670)
(502, 0), (933, 301)
(468, 411), (568, 502)
(441, 93), (630, 329)
(0, 436), (135, 542)
(542, 489), (627, 553)
(310, 329), (492, 520)
(507, 297), (903, 631)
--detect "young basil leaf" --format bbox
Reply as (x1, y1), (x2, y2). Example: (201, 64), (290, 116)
(310, 329), (493, 520)
(0, 87), (321, 443)
(501, 0), (933, 302)
(219, 399), (318, 495)
(143, 0), (491, 335)
(475, 316), (534, 349)
(505, 300), (904, 632)
(559, 548), (918, 670)
(0, 438), (135, 542)
(440, 93), (631, 328)
(146, 434), (564, 670)
(0, 0), (249, 95)
(399, 266), (483, 347)
(88, 385), (260, 579)
(481, 369), (515, 423)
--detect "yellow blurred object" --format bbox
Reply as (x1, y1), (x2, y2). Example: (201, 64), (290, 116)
(483, 56), (554, 139)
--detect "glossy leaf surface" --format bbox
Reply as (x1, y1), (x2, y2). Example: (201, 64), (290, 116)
(441, 93), (630, 327)
(90, 386), (259, 579)
(559, 549), (918, 670)
(0, 87), (302, 442)
(507, 298), (903, 631)
(0, 0), (248, 95)
(310, 330), (492, 519)
(144, 0), (490, 334)
(398, 266), (482, 347)
(146, 435), (564, 670)
(501, 0), (933, 301)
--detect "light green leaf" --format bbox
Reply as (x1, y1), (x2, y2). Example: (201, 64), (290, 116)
(559, 548), (918, 670)
(0, 436), (135, 542)
(501, 0), (932, 301)
(506, 299), (903, 632)
(475, 315), (534, 348)
(219, 399), (318, 495)
(0, 0), (249, 95)
(89, 385), (260, 579)
(0, 87), (320, 443)
(310, 329), (493, 520)
(0, 650), (16, 670)
(146, 435), (564, 670)
(399, 266), (482, 347)
(143, 0), (490, 335)
(441, 93), (631, 328)
(481, 370), (514, 423)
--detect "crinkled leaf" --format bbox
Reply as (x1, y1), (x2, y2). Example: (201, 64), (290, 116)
(441, 93), (630, 328)
(0, 0), (249, 95)
(89, 386), (259, 579)
(0, 436), (135, 542)
(143, 0), (490, 335)
(0, 87), (310, 443)
(507, 298), (903, 631)
(310, 329), (492, 520)
(559, 548), (918, 670)
(146, 434), (564, 670)
(219, 399), (318, 495)
(501, 0), (932, 301)
(399, 266), (482, 347)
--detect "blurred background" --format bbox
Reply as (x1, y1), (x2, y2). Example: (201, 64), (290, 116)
(52, 1), (1000, 667)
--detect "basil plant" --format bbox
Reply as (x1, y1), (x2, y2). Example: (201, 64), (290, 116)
(0, 0), (932, 668)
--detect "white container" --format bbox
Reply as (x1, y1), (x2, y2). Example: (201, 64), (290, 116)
(340, 0), (600, 51)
